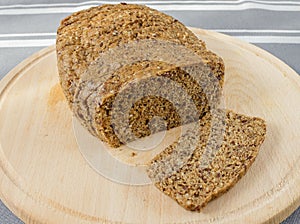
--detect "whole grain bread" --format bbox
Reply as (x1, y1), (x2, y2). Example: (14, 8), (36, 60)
(147, 110), (266, 211)
(56, 4), (267, 211)
(56, 3), (225, 147)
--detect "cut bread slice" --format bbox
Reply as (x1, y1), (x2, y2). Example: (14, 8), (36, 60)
(147, 110), (266, 211)
(90, 60), (220, 147)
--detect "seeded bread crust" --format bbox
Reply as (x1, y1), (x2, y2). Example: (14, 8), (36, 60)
(147, 110), (267, 211)
(56, 4), (224, 104)
(56, 4), (225, 147)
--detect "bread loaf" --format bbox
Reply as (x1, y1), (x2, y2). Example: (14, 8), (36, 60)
(56, 3), (225, 147)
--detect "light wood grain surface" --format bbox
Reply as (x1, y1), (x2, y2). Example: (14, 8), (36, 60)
(0, 28), (300, 224)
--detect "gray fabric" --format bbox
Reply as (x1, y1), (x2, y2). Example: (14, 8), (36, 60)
(0, 1), (299, 223)
(169, 10), (300, 30)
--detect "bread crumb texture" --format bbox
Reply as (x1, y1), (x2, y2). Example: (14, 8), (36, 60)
(147, 110), (266, 211)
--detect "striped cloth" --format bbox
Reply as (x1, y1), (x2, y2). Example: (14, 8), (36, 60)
(0, 1), (299, 223)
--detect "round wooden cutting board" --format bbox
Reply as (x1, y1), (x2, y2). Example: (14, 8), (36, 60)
(0, 28), (300, 224)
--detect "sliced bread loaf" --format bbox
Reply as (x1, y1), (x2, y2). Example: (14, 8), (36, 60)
(56, 4), (224, 147)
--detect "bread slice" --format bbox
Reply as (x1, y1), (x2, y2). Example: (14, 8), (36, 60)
(147, 110), (266, 211)
(56, 3), (225, 147)
(91, 59), (222, 147)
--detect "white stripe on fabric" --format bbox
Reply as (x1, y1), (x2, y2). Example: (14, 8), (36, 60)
(214, 29), (300, 34)
(1, 36), (300, 48)
(1, 0), (300, 9)
(0, 4), (300, 15)
(0, 33), (56, 38)
(236, 36), (300, 43)
(0, 39), (55, 48)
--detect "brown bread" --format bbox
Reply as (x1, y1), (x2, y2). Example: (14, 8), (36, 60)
(56, 4), (224, 147)
(147, 110), (267, 211)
